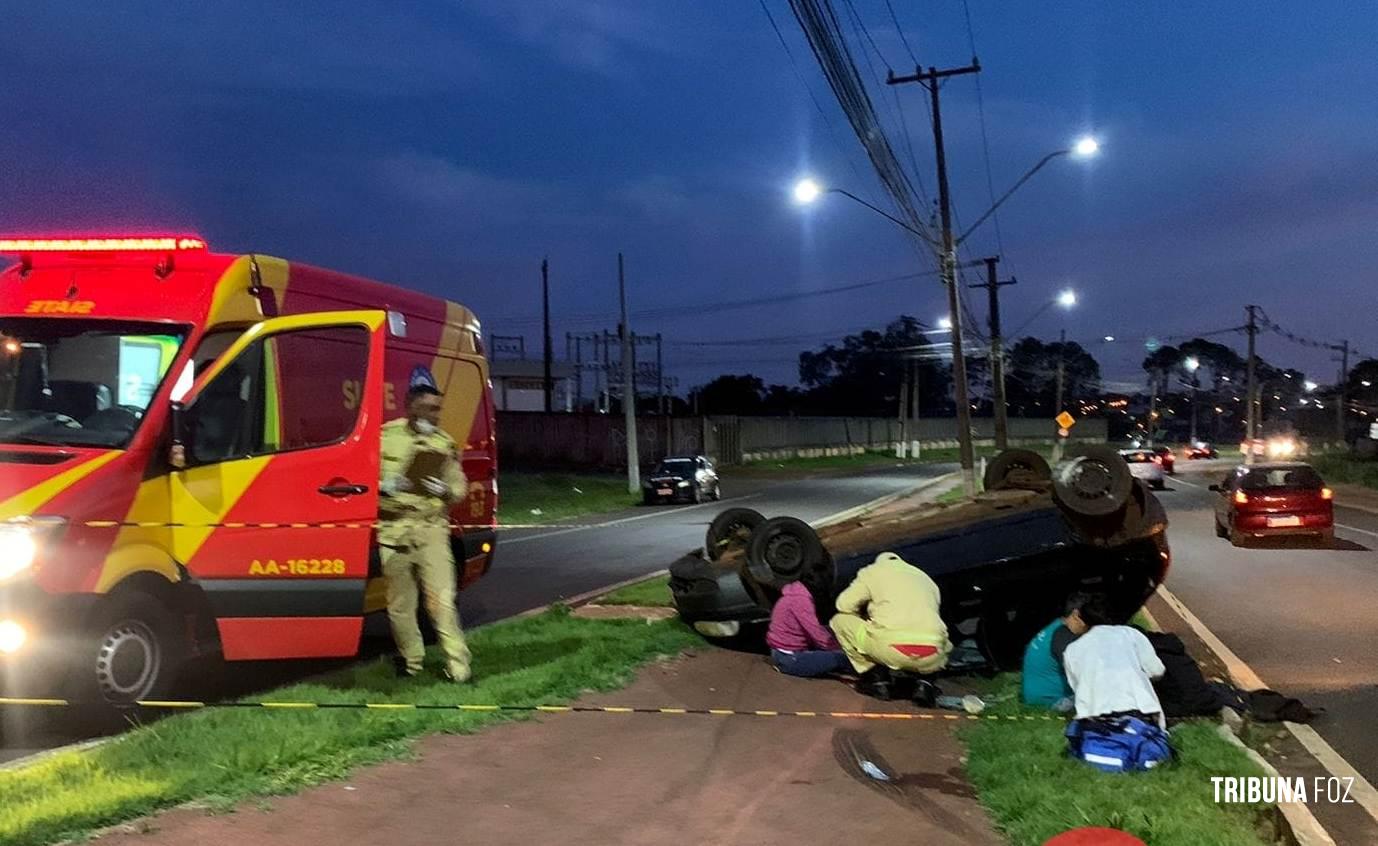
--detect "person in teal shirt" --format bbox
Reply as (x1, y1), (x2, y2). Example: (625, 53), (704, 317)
(1021, 593), (1091, 709)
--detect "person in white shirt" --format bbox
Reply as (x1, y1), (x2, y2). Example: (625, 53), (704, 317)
(1061, 595), (1167, 728)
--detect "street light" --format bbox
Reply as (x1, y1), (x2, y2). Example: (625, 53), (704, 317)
(1103, 335), (1115, 342)
(1304, 380), (1318, 392)
(1184, 357), (1200, 372)
(956, 136), (1100, 244)
(937, 317), (953, 330)
(792, 178), (822, 205)
(1058, 289), (1078, 308)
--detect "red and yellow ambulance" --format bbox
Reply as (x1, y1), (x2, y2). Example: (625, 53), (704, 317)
(0, 236), (497, 703)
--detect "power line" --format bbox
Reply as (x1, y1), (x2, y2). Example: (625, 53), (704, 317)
(491, 267), (943, 329)
(961, 0), (1007, 264)
(758, 0), (876, 200)
(882, 0), (919, 64)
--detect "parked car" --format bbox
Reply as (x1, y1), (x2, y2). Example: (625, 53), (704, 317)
(644, 455), (721, 504)
(1211, 462), (1333, 546)
(671, 447), (1171, 669)
(1119, 448), (1167, 490)
(1151, 445), (1176, 474)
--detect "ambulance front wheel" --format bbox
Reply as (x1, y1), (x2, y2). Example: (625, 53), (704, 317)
(71, 594), (186, 706)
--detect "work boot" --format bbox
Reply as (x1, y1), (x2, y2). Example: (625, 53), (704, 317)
(393, 656), (420, 679)
(442, 663), (472, 684)
(911, 679), (941, 709)
(856, 666), (894, 700)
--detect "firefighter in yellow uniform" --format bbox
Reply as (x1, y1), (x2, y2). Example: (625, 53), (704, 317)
(378, 383), (472, 682)
(830, 552), (951, 676)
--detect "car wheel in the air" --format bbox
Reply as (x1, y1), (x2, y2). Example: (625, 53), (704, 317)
(983, 449), (1053, 491)
(1052, 444), (1134, 518)
(746, 516), (825, 586)
(705, 507), (767, 561)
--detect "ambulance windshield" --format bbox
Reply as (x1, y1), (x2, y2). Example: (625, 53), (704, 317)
(0, 318), (187, 449)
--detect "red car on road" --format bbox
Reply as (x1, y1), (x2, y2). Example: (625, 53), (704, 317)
(1211, 462), (1333, 546)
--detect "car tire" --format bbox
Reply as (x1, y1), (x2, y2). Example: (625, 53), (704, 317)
(1053, 445), (1134, 518)
(706, 507), (767, 561)
(691, 485), (702, 505)
(1214, 518), (1228, 538)
(983, 449), (1052, 491)
(1228, 527), (1248, 548)
(1318, 528), (1335, 548)
(69, 593), (185, 706)
(746, 516), (825, 586)
(712, 483), (722, 501)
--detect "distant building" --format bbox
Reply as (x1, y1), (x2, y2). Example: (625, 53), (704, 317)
(490, 358), (576, 411)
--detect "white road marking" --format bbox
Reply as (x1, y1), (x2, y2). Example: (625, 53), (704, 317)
(1158, 585), (1378, 828)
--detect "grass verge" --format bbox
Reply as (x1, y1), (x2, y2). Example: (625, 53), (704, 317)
(0, 609), (698, 846)
(499, 472), (638, 523)
(960, 674), (1273, 846)
(595, 574), (673, 607)
(1309, 452), (1378, 489)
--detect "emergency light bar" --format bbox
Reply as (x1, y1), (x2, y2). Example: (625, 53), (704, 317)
(0, 236), (207, 253)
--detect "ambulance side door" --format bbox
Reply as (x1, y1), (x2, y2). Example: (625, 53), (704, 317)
(171, 310), (386, 661)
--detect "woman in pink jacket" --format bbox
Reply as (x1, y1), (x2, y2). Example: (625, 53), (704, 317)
(766, 567), (850, 677)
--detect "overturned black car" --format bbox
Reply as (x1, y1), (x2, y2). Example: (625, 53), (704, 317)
(669, 446), (1170, 668)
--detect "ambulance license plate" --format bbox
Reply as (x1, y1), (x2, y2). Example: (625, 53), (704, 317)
(1267, 515), (1301, 527)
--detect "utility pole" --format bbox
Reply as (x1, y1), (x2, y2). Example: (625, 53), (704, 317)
(896, 365), (909, 458)
(541, 258), (553, 413)
(971, 256), (1016, 450)
(571, 333), (583, 411)
(1052, 328), (1067, 461)
(910, 357), (922, 459)
(619, 255), (639, 491)
(1336, 339), (1349, 445)
(1147, 375), (1159, 447)
(655, 333), (665, 416)
(889, 60), (982, 496)
(1245, 305), (1258, 464)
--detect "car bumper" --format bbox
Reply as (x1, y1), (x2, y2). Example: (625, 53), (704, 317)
(0, 581), (101, 687)
(645, 487), (694, 503)
(1234, 513), (1332, 537)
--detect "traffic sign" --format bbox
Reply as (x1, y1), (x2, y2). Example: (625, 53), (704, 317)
(1056, 411), (1076, 430)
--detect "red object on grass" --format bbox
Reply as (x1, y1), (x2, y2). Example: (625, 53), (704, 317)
(1043, 828), (1146, 846)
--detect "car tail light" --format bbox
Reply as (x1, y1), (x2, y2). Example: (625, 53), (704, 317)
(1321, 487), (1333, 500)
(1234, 490), (1249, 505)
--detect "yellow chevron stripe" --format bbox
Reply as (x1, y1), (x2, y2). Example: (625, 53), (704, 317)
(0, 452), (123, 520)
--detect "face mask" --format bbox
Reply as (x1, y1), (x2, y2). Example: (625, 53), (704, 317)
(413, 420), (437, 435)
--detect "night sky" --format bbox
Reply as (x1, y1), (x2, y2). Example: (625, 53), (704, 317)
(3, 2), (1374, 393)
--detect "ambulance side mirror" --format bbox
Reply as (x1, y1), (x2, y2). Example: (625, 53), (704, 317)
(168, 402), (190, 470)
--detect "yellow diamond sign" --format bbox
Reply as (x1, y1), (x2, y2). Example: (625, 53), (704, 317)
(1055, 411), (1076, 430)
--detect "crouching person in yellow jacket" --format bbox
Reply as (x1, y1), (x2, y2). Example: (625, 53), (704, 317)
(829, 552), (951, 681)
(378, 384), (472, 683)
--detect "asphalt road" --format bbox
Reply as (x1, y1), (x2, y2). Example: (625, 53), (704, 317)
(1159, 463), (1378, 785)
(0, 461), (956, 765)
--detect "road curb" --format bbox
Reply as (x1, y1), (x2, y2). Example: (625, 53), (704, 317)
(1156, 584), (1377, 844)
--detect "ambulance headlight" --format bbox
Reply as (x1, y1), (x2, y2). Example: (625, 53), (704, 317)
(0, 517), (66, 581)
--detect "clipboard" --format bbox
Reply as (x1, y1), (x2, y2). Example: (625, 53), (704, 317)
(405, 449), (449, 490)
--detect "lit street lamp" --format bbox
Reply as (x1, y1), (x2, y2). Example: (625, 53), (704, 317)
(1304, 380), (1318, 392)
(937, 316), (953, 330)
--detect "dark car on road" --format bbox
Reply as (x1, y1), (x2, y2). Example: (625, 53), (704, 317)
(644, 455), (721, 505)
(1211, 462), (1333, 546)
(671, 447), (1171, 668)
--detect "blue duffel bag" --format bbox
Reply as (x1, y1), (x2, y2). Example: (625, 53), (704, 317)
(1065, 714), (1173, 773)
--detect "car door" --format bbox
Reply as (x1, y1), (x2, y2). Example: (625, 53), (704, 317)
(169, 310), (386, 660)
(1216, 471), (1237, 526)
